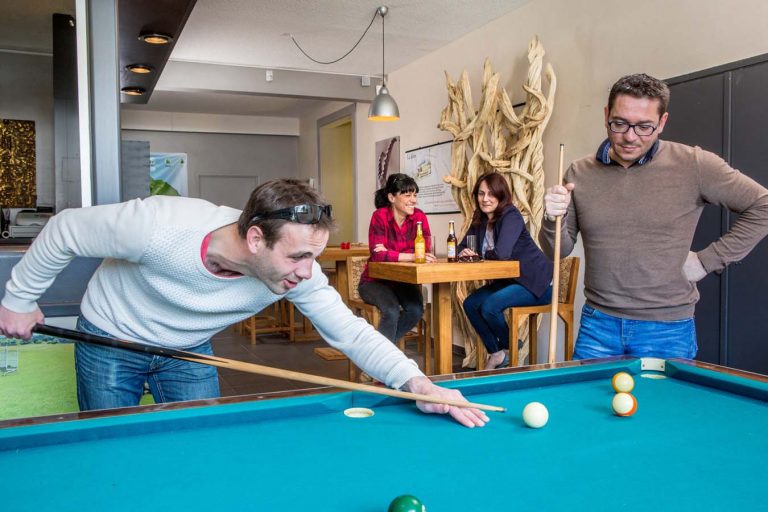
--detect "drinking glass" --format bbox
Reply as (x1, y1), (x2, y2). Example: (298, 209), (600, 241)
(466, 235), (477, 254)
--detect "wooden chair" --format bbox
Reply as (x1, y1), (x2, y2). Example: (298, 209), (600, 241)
(238, 299), (295, 344)
(474, 257), (580, 369)
(347, 255), (433, 374)
(507, 256), (580, 367)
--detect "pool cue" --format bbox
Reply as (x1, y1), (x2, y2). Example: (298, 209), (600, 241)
(33, 324), (506, 413)
(547, 144), (565, 364)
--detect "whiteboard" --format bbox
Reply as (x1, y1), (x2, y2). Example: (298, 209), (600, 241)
(403, 140), (459, 214)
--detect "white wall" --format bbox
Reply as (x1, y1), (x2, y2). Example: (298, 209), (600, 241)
(356, 0), (768, 355)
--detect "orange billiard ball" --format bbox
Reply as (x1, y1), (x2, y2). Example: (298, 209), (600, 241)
(612, 392), (638, 417)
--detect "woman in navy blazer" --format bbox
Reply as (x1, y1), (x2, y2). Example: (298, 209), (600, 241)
(459, 173), (553, 369)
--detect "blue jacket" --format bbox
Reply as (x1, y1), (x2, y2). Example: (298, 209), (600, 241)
(458, 205), (553, 298)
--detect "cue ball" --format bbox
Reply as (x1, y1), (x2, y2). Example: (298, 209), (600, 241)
(522, 402), (549, 428)
(612, 392), (638, 417)
(612, 372), (635, 393)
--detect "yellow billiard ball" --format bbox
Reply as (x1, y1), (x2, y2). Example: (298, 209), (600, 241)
(612, 372), (635, 393)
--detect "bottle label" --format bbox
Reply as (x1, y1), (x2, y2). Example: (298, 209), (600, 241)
(415, 242), (425, 262)
(447, 242), (456, 258)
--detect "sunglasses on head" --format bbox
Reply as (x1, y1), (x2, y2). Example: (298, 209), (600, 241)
(249, 204), (332, 225)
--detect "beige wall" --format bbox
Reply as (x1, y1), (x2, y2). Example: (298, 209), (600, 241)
(356, 0), (768, 355)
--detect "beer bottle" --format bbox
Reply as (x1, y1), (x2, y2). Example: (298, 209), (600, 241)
(447, 220), (457, 262)
(414, 221), (426, 263)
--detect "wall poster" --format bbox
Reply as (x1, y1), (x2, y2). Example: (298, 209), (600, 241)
(149, 153), (188, 196)
(404, 140), (459, 214)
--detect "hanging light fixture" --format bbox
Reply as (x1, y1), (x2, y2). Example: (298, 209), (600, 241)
(368, 6), (399, 121)
(289, 6), (400, 122)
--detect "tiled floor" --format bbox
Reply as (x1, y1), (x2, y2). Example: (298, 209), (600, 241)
(212, 324), (468, 397)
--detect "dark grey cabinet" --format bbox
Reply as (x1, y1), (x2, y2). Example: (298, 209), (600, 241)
(664, 55), (768, 374)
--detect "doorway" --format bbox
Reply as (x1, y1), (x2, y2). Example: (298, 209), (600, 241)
(318, 108), (355, 245)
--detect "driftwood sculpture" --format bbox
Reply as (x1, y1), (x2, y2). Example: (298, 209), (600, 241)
(438, 37), (557, 368)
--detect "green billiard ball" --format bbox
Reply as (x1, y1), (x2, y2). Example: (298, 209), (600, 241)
(388, 494), (425, 512)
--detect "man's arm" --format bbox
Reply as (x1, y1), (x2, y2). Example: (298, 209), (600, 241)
(288, 265), (488, 427)
(0, 200), (153, 338)
(696, 150), (768, 273)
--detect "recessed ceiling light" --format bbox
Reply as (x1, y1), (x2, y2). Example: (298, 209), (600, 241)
(126, 64), (154, 74)
(138, 32), (173, 45)
(121, 87), (146, 96)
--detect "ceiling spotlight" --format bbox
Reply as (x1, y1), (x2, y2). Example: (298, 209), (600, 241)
(138, 32), (173, 45)
(126, 64), (154, 74)
(121, 86), (146, 96)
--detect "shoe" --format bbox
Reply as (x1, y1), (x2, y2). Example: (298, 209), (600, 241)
(499, 353), (509, 368)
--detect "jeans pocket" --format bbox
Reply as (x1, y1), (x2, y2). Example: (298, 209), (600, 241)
(582, 304), (597, 318)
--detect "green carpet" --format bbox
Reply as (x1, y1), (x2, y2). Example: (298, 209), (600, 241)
(0, 341), (155, 421)
(0, 343), (78, 420)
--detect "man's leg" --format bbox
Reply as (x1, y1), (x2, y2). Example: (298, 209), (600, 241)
(148, 340), (220, 403)
(572, 305), (625, 359)
(74, 316), (148, 410)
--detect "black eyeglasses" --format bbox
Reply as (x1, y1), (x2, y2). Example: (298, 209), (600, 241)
(249, 204), (332, 225)
(608, 120), (658, 136)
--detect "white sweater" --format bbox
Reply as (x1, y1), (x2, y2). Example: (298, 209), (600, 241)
(2, 196), (422, 389)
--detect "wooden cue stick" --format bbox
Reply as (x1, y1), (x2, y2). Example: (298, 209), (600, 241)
(548, 144), (566, 364)
(33, 324), (506, 413)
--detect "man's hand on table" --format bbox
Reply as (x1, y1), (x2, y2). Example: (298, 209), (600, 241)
(404, 376), (489, 428)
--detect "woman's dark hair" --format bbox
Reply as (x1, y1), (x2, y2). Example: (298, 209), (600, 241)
(374, 173), (419, 209)
(470, 172), (512, 227)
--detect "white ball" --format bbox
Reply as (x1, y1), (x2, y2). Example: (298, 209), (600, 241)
(522, 401), (549, 428)
(612, 392), (637, 417)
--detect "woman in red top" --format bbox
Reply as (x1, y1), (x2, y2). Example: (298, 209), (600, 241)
(358, 173), (436, 343)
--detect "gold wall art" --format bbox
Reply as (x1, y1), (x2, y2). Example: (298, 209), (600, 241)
(438, 37), (556, 368)
(0, 119), (37, 208)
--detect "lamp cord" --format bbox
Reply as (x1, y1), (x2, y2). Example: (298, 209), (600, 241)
(289, 9), (379, 65)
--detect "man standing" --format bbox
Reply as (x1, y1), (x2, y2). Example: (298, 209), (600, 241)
(541, 73), (768, 359)
(0, 179), (487, 427)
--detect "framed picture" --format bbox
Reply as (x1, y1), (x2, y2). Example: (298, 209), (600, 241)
(404, 140), (459, 214)
(375, 136), (400, 189)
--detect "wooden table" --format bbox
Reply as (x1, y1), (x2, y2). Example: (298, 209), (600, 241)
(317, 245), (369, 304)
(368, 260), (520, 375)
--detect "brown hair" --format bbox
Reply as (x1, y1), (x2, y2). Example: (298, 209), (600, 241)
(237, 179), (335, 247)
(470, 173), (512, 228)
(608, 73), (670, 116)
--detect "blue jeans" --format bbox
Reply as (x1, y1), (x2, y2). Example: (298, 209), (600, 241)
(574, 304), (698, 360)
(463, 281), (553, 354)
(358, 280), (424, 343)
(74, 316), (220, 411)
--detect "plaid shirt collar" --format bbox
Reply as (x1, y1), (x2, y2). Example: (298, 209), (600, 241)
(596, 138), (660, 167)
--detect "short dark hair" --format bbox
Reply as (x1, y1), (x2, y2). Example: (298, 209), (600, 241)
(237, 179), (335, 247)
(374, 173), (419, 209)
(608, 73), (670, 116)
(470, 172), (512, 228)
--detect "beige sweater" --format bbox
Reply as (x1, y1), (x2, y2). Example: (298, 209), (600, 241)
(539, 140), (768, 320)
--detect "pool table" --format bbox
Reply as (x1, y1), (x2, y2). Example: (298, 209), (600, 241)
(1, 357), (766, 511)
